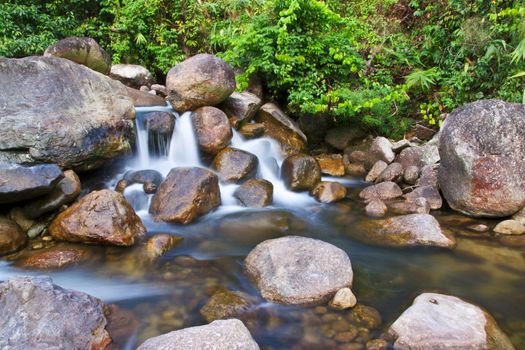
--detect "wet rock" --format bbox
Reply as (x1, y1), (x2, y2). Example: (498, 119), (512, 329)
(150, 167), (220, 224)
(105, 304), (140, 350)
(365, 160), (388, 183)
(359, 214), (455, 248)
(388, 198), (430, 215)
(110, 64), (154, 88)
(44, 36), (111, 74)
(403, 165), (420, 185)
(0, 276), (112, 349)
(116, 169), (163, 194)
(21, 170), (81, 219)
(212, 147), (258, 183)
(234, 179), (273, 208)
(0, 217), (27, 256)
(365, 199), (388, 218)
(404, 185), (442, 210)
(49, 189), (146, 246)
(493, 220), (525, 235)
(126, 86), (166, 107)
(0, 56), (135, 171)
(311, 181), (347, 203)
(398, 145), (440, 169)
(0, 163), (63, 204)
(329, 287), (357, 309)
(146, 234), (183, 259)
(255, 103), (307, 155)
(359, 182), (403, 201)
(281, 154), (321, 191)
(348, 304), (382, 329)
(200, 289), (253, 322)
(143, 111), (175, 135)
(366, 339), (388, 350)
(245, 236), (353, 305)
(193, 106), (233, 155)
(376, 162), (403, 183)
(137, 319), (260, 350)
(439, 100), (525, 217)
(367, 137), (395, 165)
(388, 293), (514, 350)
(315, 154), (345, 176)
(166, 54), (236, 112)
(238, 123), (266, 139)
(325, 127), (366, 150)
(221, 91), (262, 127)
(468, 224), (490, 233)
(17, 244), (91, 270)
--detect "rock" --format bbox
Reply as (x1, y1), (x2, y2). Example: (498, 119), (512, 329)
(388, 293), (514, 350)
(365, 160), (388, 182)
(359, 182), (403, 201)
(297, 114), (332, 145)
(244, 236), (353, 305)
(21, 170), (81, 219)
(234, 179), (273, 208)
(17, 244), (91, 270)
(0, 276), (112, 349)
(281, 154), (321, 191)
(116, 169), (163, 194)
(469, 224), (490, 233)
(110, 64), (154, 88)
(398, 145), (440, 169)
(347, 304), (383, 329)
(238, 123), (266, 139)
(0, 217), (27, 256)
(314, 154), (345, 176)
(344, 159), (367, 177)
(8, 207), (34, 232)
(359, 214), (455, 248)
(376, 162), (403, 183)
(146, 234), (183, 259)
(403, 165), (420, 185)
(49, 189), (146, 246)
(347, 150), (368, 164)
(255, 103), (307, 155)
(0, 163), (63, 204)
(365, 199), (388, 218)
(404, 185), (442, 210)
(126, 86), (167, 107)
(388, 198), (430, 215)
(493, 220), (525, 235)
(366, 339), (388, 350)
(439, 99), (525, 217)
(311, 181), (347, 203)
(200, 290), (252, 323)
(150, 167), (220, 224)
(418, 164), (439, 188)
(367, 137), (395, 165)
(325, 127), (366, 150)
(166, 54), (236, 112)
(104, 304), (140, 350)
(150, 84), (167, 96)
(137, 319), (259, 350)
(143, 111), (175, 135)
(414, 123), (436, 140)
(391, 139), (413, 153)
(512, 207), (525, 223)
(0, 56), (135, 171)
(329, 287), (357, 309)
(221, 91), (262, 127)
(44, 36), (111, 74)
(212, 147), (258, 183)
(193, 106), (233, 155)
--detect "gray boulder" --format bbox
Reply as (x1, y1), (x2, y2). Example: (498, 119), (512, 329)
(110, 64), (155, 88)
(221, 91), (262, 127)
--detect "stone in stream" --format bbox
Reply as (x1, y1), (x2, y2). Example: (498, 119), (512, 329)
(192, 106), (233, 155)
(16, 244), (92, 270)
(388, 293), (515, 350)
(398, 144), (440, 169)
(439, 99), (525, 217)
(388, 197), (430, 215)
(238, 123), (266, 139)
(137, 319), (260, 350)
(234, 179), (273, 208)
(44, 36), (111, 74)
(311, 181), (347, 203)
(0, 56), (135, 171)
(166, 54), (236, 112)
(200, 289), (254, 323)
(142, 111), (176, 135)
(404, 185), (442, 210)
(0, 276), (112, 349)
(110, 63), (155, 88)
(244, 236), (353, 305)
(281, 154), (321, 191)
(359, 181), (403, 201)
(49, 189), (146, 246)
(367, 136), (395, 166)
(365, 160), (388, 182)
(493, 220), (525, 235)
(212, 147), (258, 183)
(115, 169), (163, 194)
(314, 154), (345, 176)
(365, 199), (388, 218)
(376, 162), (403, 183)
(0, 217), (27, 256)
(221, 91), (262, 127)
(149, 167), (221, 224)
(145, 233), (183, 259)
(329, 287), (357, 310)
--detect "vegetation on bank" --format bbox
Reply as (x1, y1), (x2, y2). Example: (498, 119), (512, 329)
(1, 0), (524, 138)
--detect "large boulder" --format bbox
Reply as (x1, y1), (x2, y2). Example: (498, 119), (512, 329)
(281, 154), (321, 191)
(439, 99), (525, 217)
(221, 91), (262, 127)
(137, 319), (259, 350)
(44, 36), (111, 74)
(0, 276), (112, 349)
(0, 56), (135, 171)
(0, 217), (27, 256)
(244, 236), (353, 305)
(255, 103), (307, 155)
(212, 147), (258, 183)
(149, 167), (221, 224)
(388, 293), (514, 350)
(193, 106), (233, 155)
(166, 54), (236, 112)
(49, 189), (146, 246)
(109, 64), (154, 88)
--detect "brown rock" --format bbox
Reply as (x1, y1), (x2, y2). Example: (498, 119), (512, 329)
(365, 160), (388, 183)
(238, 123), (266, 139)
(44, 37), (111, 74)
(49, 189), (146, 246)
(365, 199), (387, 218)
(200, 289), (253, 323)
(146, 234), (183, 258)
(311, 181), (347, 203)
(314, 154), (345, 176)
(376, 162), (403, 183)
(347, 150), (367, 164)
(414, 124), (436, 141)
(234, 179), (273, 207)
(366, 339), (388, 350)
(193, 106), (233, 155)
(405, 185), (442, 210)
(281, 154), (321, 191)
(105, 304), (140, 350)
(344, 160), (367, 177)
(388, 198), (430, 215)
(0, 217), (27, 256)
(212, 147), (258, 183)
(359, 182), (403, 201)
(329, 287), (357, 309)
(221, 91), (262, 127)
(493, 220), (525, 235)
(17, 244), (91, 270)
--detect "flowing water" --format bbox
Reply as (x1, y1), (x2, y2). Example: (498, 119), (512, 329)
(2, 106), (525, 349)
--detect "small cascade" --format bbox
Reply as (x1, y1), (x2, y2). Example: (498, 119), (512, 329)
(168, 111), (201, 167)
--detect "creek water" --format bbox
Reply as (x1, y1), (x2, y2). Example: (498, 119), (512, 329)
(2, 106), (525, 349)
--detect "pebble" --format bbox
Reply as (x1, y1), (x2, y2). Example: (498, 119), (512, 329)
(330, 287), (357, 309)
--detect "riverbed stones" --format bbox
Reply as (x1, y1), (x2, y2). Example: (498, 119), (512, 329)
(137, 319), (260, 350)
(200, 289), (253, 323)
(212, 147), (258, 183)
(44, 36), (111, 74)
(166, 54), (236, 112)
(359, 182), (403, 201)
(314, 154), (345, 176)
(110, 64), (155, 88)
(234, 179), (273, 207)
(0, 276), (112, 350)
(365, 199), (388, 218)
(281, 154), (321, 191)
(311, 181), (347, 203)
(255, 103), (307, 155)
(493, 220), (525, 235)
(0, 56), (135, 170)
(150, 167), (220, 224)
(244, 236), (353, 305)
(49, 189), (146, 246)
(0, 217), (27, 256)
(439, 99), (525, 217)
(221, 91), (262, 127)
(365, 160), (388, 182)
(404, 185), (442, 210)
(388, 293), (514, 350)
(193, 106), (233, 155)
(329, 287), (357, 309)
